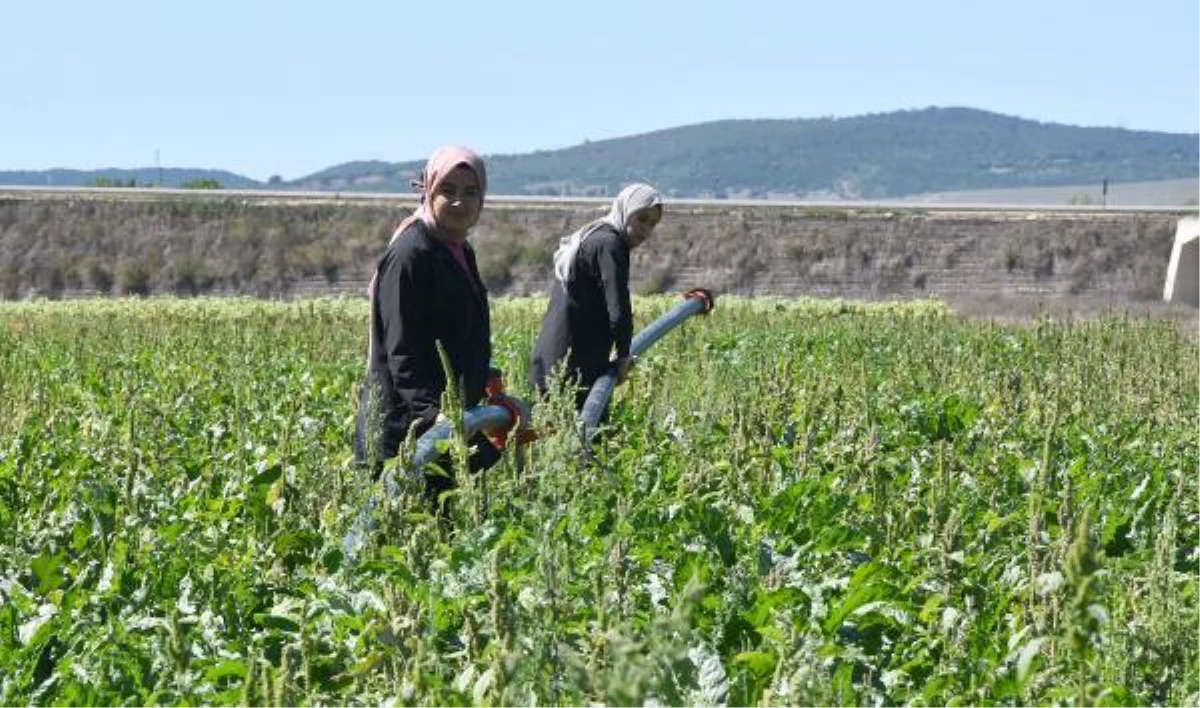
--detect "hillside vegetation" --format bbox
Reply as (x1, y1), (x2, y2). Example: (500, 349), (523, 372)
(0, 168), (260, 190)
(458, 108), (1198, 199)
(3, 107), (1196, 199)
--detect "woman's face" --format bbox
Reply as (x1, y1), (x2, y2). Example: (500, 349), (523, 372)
(430, 165), (483, 238)
(625, 204), (662, 249)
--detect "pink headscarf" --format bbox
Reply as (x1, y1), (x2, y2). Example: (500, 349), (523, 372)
(389, 145), (488, 245)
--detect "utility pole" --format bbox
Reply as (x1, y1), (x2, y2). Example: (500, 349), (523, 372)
(156, 149), (162, 188)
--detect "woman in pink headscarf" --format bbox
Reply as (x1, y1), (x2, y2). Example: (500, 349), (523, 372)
(355, 145), (501, 503)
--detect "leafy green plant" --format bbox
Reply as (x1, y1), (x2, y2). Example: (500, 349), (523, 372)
(0, 296), (1195, 705)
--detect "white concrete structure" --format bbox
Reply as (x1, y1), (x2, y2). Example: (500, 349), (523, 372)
(1163, 216), (1199, 307)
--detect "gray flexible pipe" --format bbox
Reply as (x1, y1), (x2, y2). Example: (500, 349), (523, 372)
(579, 289), (715, 440)
(343, 397), (530, 559)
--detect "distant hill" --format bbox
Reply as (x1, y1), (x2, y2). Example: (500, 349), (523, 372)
(0, 167), (261, 190)
(2, 107), (1196, 199)
(290, 107), (1198, 199)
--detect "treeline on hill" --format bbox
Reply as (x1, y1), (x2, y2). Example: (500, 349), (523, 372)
(0, 167), (260, 190)
(292, 107), (1199, 199)
(3, 108), (1196, 199)
(91, 177), (227, 189)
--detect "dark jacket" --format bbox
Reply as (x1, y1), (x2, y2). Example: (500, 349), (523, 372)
(530, 224), (632, 399)
(356, 220), (494, 465)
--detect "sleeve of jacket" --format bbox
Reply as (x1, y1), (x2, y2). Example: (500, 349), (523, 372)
(596, 233), (633, 358)
(376, 242), (443, 426)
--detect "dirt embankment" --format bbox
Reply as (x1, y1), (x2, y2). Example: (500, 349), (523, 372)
(0, 190), (1193, 320)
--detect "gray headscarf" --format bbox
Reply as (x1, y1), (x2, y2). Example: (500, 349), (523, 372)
(552, 183), (662, 286)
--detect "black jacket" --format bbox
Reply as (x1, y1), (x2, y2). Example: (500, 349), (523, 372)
(356, 221), (492, 464)
(531, 224), (632, 396)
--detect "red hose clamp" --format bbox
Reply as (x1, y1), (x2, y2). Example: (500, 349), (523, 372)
(483, 393), (537, 450)
(683, 287), (716, 314)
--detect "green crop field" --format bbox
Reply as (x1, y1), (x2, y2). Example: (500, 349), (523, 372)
(1, 296), (1196, 706)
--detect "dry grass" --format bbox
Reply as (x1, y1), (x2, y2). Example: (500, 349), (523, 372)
(0, 193), (1193, 326)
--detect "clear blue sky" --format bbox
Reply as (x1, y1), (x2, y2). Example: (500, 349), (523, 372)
(4, 0), (1197, 181)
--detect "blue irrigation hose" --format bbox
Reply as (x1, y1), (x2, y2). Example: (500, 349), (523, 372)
(579, 289), (715, 440)
(342, 398), (530, 559)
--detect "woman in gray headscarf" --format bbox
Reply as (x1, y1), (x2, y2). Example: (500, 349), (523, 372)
(530, 183), (663, 412)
